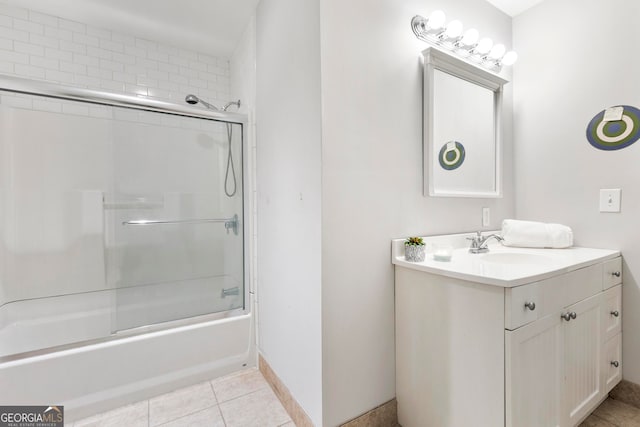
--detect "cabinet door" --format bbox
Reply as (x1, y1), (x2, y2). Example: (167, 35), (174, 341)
(562, 293), (603, 427)
(506, 314), (563, 427)
(603, 333), (622, 393)
(602, 257), (622, 290)
(602, 285), (622, 342)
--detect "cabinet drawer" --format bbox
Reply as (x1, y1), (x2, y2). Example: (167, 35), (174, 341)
(505, 264), (602, 330)
(604, 333), (622, 393)
(550, 263), (603, 310)
(505, 282), (540, 330)
(603, 257), (622, 290)
(603, 285), (622, 341)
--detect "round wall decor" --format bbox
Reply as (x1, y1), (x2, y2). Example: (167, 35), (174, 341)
(438, 141), (465, 170)
(586, 105), (640, 150)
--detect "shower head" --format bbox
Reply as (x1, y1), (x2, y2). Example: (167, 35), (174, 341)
(184, 94), (218, 111)
(185, 94), (199, 104)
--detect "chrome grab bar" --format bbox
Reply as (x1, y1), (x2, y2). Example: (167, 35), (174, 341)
(122, 214), (239, 235)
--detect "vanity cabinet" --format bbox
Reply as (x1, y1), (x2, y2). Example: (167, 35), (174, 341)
(395, 256), (622, 427)
(506, 291), (607, 427)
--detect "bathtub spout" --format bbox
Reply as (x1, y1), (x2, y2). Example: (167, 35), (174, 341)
(221, 287), (240, 298)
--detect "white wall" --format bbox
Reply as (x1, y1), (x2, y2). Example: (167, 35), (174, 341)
(255, 0), (513, 424)
(513, 0), (640, 384)
(319, 0), (513, 424)
(255, 0), (323, 425)
(230, 17), (255, 116)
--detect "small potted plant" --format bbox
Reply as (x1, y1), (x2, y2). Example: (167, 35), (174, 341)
(405, 236), (426, 262)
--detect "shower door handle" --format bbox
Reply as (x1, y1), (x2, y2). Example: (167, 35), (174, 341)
(122, 215), (239, 235)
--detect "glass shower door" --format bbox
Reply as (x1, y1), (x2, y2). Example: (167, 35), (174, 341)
(104, 108), (244, 332)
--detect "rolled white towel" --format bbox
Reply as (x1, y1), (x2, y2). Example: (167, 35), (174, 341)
(501, 219), (573, 249)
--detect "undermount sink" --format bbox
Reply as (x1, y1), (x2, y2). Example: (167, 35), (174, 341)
(479, 252), (553, 265)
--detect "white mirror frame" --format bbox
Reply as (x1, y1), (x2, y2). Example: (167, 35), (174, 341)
(422, 47), (508, 198)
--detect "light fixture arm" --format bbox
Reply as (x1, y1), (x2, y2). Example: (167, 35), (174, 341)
(411, 15), (429, 42)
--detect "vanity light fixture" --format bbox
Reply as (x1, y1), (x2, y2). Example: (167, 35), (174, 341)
(488, 43), (506, 60)
(411, 11), (517, 71)
(458, 28), (479, 47)
(442, 19), (463, 41)
(474, 37), (494, 55)
(425, 10), (446, 32)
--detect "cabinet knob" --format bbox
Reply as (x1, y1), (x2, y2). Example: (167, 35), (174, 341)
(524, 302), (536, 311)
(561, 313), (572, 321)
(611, 310), (620, 317)
(570, 312), (577, 319)
(611, 361), (620, 368)
(612, 271), (621, 278)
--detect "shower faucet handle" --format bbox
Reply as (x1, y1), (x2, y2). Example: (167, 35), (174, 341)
(224, 214), (239, 235)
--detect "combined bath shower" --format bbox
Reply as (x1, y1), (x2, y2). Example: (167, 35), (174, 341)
(185, 94), (241, 197)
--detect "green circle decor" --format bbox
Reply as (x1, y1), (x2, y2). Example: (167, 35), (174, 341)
(438, 141), (465, 170)
(586, 105), (640, 150)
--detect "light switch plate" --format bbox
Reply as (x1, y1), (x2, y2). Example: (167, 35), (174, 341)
(600, 189), (621, 212)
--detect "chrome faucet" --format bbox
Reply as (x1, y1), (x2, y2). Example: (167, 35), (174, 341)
(467, 231), (504, 254)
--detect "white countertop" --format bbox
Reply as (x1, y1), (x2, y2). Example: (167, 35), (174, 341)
(391, 232), (620, 287)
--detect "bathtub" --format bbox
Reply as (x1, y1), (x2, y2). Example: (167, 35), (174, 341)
(0, 306), (255, 422)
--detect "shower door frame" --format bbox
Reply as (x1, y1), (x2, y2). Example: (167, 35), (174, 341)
(0, 74), (251, 358)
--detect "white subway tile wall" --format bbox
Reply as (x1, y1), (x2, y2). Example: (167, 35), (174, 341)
(0, 3), (230, 106)
(0, 3), (255, 305)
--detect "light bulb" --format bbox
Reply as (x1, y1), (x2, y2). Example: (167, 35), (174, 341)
(488, 43), (506, 60)
(476, 37), (493, 55)
(444, 20), (463, 39)
(427, 10), (446, 30)
(460, 28), (479, 46)
(501, 51), (518, 66)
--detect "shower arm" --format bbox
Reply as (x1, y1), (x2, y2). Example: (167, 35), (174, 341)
(222, 100), (241, 111)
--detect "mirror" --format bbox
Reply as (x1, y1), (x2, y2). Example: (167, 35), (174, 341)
(422, 47), (507, 198)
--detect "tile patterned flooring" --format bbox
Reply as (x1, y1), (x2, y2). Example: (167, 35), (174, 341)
(72, 369), (294, 427)
(581, 398), (640, 427)
(71, 370), (640, 427)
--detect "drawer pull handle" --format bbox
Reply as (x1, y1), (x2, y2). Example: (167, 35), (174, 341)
(570, 312), (577, 319)
(611, 361), (620, 368)
(612, 271), (621, 278)
(524, 302), (536, 311)
(611, 310), (620, 317)
(561, 313), (572, 321)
